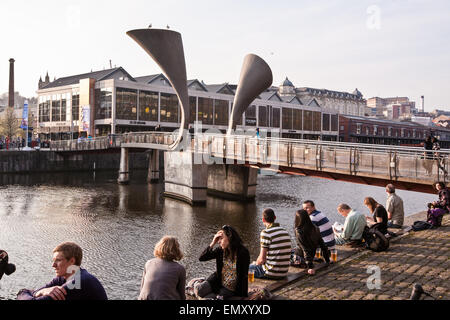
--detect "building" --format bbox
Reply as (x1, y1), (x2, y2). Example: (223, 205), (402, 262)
(36, 67), (340, 141)
(339, 115), (438, 146)
(275, 77), (366, 117)
(367, 96), (416, 119)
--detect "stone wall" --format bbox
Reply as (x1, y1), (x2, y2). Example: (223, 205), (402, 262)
(0, 150), (148, 174)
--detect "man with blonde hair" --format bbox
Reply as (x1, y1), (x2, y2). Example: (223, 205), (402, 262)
(17, 242), (107, 300)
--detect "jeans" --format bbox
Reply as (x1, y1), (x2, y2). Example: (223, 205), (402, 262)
(248, 264), (267, 279)
(387, 221), (403, 229)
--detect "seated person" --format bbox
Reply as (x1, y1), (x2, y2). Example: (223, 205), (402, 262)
(385, 184), (405, 228)
(432, 182), (450, 213)
(0, 250), (16, 281)
(427, 203), (445, 227)
(138, 236), (186, 300)
(17, 242), (108, 300)
(302, 200), (336, 250)
(293, 210), (330, 275)
(249, 208), (292, 280)
(364, 197), (388, 235)
(334, 203), (367, 245)
(196, 225), (250, 300)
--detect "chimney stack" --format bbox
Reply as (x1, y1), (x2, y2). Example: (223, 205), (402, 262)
(8, 58), (15, 108)
(421, 95), (424, 113)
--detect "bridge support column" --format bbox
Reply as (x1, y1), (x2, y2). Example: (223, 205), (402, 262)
(147, 150), (160, 183)
(164, 151), (208, 205)
(207, 164), (258, 201)
(118, 147), (130, 185)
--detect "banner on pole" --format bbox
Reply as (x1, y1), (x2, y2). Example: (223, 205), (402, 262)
(81, 105), (90, 132)
(20, 100), (29, 130)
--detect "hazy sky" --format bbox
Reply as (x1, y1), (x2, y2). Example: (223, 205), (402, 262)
(1, 0), (449, 110)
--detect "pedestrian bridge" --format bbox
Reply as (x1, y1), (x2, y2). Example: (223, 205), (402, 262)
(50, 132), (448, 196)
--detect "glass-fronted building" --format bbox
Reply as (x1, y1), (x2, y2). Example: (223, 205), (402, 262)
(36, 67), (339, 141)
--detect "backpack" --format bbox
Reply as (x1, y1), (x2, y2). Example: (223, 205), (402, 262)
(412, 221), (433, 231)
(362, 223), (390, 252)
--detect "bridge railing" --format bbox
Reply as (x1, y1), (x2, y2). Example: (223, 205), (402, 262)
(192, 133), (449, 183)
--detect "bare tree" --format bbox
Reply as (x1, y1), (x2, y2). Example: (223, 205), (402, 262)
(0, 107), (21, 138)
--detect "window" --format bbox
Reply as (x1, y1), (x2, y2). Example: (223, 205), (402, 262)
(356, 123), (361, 134)
(160, 93), (178, 123)
(51, 95), (61, 121)
(373, 126), (378, 135)
(366, 127), (369, 135)
(388, 127), (392, 137)
(401, 128), (405, 137)
(189, 96), (197, 124)
(72, 93), (80, 121)
(138, 90), (158, 122)
(331, 114), (338, 131)
(271, 107), (280, 128)
(96, 88), (113, 120)
(313, 112), (321, 131)
(214, 99), (229, 126)
(245, 105), (257, 126)
(198, 97), (213, 125)
(258, 105), (268, 127)
(116, 88), (138, 120)
(282, 108), (292, 130)
(293, 109), (302, 130)
(39, 96), (50, 123)
(303, 110), (313, 131)
(322, 114), (330, 131)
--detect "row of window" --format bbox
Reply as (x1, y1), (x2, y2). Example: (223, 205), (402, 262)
(355, 124), (427, 138)
(38, 87), (339, 132)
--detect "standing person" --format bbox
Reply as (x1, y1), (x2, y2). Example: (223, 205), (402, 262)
(424, 136), (433, 159)
(293, 210), (330, 275)
(138, 236), (186, 300)
(17, 242), (108, 300)
(302, 200), (336, 250)
(364, 197), (388, 235)
(385, 184), (405, 229)
(333, 204), (367, 245)
(196, 225), (250, 299)
(432, 137), (448, 176)
(249, 208), (292, 280)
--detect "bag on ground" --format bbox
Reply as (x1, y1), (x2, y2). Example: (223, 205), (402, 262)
(362, 223), (389, 252)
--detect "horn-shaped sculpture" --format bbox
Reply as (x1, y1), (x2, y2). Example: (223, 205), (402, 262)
(227, 54), (273, 134)
(127, 28), (189, 149)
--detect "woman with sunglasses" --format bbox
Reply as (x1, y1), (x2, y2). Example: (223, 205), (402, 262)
(196, 225), (250, 299)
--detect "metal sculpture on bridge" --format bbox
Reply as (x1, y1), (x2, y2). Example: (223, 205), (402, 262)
(227, 54), (273, 135)
(127, 28), (189, 149)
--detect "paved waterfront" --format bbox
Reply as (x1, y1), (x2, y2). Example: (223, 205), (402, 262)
(272, 213), (449, 300)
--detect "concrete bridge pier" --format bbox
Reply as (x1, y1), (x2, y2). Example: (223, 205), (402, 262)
(118, 147), (130, 185)
(147, 150), (160, 183)
(207, 164), (258, 201)
(164, 151), (208, 205)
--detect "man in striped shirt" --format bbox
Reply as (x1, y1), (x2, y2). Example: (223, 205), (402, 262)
(303, 200), (336, 250)
(249, 208), (292, 279)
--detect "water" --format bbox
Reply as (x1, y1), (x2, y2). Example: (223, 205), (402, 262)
(0, 170), (436, 300)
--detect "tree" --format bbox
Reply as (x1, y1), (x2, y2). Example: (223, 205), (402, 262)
(0, 106), (21, 138)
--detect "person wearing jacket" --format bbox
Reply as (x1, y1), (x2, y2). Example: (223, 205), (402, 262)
(196, 225), (250, 299)
(293, 209), (330, 275)
(432, 181), (450, 213)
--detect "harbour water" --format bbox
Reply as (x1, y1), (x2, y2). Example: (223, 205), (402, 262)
(0, 170), (436, 300)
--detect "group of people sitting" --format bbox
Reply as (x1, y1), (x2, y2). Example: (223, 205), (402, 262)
(12, 182), (448, 301)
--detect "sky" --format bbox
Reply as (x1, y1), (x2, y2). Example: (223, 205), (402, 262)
(0, 0), (449, 110)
